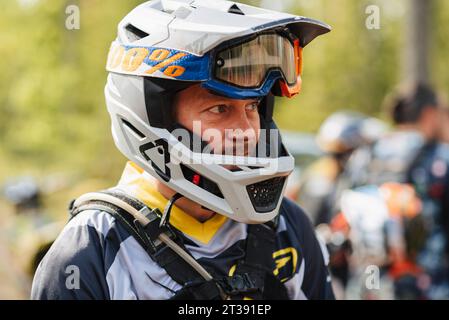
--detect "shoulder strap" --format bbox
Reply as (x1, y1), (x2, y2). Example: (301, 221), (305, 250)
(232, 221), (290, 300)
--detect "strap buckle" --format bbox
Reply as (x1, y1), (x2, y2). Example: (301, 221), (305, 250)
(217, 273), (259, 296)
(133, 207), (177, 255)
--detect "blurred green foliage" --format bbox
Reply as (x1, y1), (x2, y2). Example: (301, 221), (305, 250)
(0, 0), (448, 191)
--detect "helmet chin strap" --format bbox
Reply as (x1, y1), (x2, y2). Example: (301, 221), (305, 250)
(160, 193), (216, 226)
(160, 192), (184, 227)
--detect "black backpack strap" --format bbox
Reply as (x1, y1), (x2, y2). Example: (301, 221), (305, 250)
(171, 273), (259, 300)
(233, 220), (290, 300)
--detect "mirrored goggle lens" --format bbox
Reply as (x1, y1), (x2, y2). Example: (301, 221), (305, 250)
(214, 33), (298, 88)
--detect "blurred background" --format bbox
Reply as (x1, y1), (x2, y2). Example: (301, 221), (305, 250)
(1, 0), (448, 299)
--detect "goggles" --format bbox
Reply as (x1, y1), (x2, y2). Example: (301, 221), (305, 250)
(106, 29), (303, 99)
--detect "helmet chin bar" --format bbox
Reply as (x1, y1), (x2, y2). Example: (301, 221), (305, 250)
(166, 117), (290, 212)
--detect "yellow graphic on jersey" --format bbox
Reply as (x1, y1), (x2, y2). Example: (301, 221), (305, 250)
(228, 247), (298, 284)
(273, 247), (298, 282)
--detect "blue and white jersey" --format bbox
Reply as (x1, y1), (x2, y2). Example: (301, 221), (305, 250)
(31, 162), (334, 300)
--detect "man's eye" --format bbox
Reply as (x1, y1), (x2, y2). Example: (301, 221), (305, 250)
(208, 105), (227, 114)
(246, 102), (259, 112)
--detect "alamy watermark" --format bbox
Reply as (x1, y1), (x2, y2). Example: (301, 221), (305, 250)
(365, 265), (380, 290)
(65, 4), (80, 30)
(365, 5), (381, 30)
(65, 265), (80, 290)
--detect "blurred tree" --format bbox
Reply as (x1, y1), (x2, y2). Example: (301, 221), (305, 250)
(268, 0), (403, 131)
(0, 0), (141, 182)
(432, 0), (449, 94)
(403, 0), (432, 84)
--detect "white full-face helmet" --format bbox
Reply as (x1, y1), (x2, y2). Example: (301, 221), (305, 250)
(105, 0), (330, 224)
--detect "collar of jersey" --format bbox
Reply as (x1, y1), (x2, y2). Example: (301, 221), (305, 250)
(116, 161), (228, 245)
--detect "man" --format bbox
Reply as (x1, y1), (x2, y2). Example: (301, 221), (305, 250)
(31, 0), (334, 300)
(345, 82), (449, 299)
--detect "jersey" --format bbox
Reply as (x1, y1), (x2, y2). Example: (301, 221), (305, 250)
(31, 162), (335, 300)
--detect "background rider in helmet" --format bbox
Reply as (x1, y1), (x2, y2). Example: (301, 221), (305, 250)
(31, 0), (334, 300)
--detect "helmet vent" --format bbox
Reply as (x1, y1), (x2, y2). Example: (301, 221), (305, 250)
(246, 177), (285, 213)
(124, 24), (149, 42)
(228, 4), (244, 15)
(121, 118), (145, 139)
(180, 164), (224, 199)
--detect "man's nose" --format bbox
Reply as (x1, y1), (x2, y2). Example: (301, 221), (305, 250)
(224, 112), (258, 156)
(229, 113), (257, 139)
(232, 107), (255, 132)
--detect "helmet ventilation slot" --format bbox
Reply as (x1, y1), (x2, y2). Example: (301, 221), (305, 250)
(246, 177), (285, 213)
(121, 118), (145, 139)
(124, 24), (149, 42)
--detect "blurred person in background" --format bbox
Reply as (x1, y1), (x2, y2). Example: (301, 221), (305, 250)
(344, 82), (449, 299)
(0, 177), (64, 297)
(297, 111), (387, 226)
(325, 182), (428, 299)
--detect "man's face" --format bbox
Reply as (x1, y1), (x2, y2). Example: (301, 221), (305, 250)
(173, 84), (261, 156)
